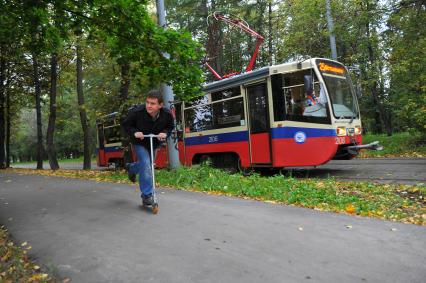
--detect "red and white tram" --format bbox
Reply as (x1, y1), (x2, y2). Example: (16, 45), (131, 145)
(96, 58), (379, 170)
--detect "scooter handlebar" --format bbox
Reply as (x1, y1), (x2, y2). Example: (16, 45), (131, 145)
(144, 134), (160, 138)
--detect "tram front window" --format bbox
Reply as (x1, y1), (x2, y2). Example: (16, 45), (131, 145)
(317, 60), (359, 119)
(271, 70), (331, 124)
(322, 75), (358, 119)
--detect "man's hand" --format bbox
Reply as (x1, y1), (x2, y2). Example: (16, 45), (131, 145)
(134, 132), (144, 140)
(157, 133), (167, 141)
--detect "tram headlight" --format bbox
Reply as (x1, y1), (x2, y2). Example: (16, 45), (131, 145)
(355, 126), (362, 135)
(336, 126), (346, 136)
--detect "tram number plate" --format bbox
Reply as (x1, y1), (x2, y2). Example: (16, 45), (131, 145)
(208, 136), (219, 143)
(335, 137), (346, 144)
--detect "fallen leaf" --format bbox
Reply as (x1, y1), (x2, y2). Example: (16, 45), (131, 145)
(345, 204), (356, 214)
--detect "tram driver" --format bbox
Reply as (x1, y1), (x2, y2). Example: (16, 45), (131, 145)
(303, 83), (327, 117)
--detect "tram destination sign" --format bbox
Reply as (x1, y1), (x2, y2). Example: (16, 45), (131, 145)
(317, 60), (346, 77)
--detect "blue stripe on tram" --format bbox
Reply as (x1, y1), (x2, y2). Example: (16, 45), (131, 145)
(185, 131), (249, 146)
(271, 127), (336, 139)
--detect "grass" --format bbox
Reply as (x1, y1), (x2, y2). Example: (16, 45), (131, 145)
(0, 226), (54, 283)
(11, 157), (97, 165)
(360, 132), (426, 158)
(5, 166), (425, 226)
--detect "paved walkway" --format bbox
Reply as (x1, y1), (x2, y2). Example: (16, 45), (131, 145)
(0, 172), (425, 283)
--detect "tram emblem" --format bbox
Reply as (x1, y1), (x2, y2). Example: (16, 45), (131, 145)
(294, 131), (307, 144)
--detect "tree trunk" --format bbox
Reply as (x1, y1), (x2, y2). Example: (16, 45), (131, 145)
(46, 53), (60, 170)
(255, 0), (267, 66)
(119, 61), (130, 102)
(32, 53), (44, 169)
(268, 0), (273, 66)
(76, 43), (91, 170)
(6, 85), (10, 168)
(0, 52), (5, 169)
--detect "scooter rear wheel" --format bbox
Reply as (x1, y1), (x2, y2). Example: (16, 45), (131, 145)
(152, 203), (159, 214)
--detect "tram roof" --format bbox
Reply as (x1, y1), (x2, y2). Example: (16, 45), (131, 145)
(202, 58), (322, 93)
(203, 66), (270, 93)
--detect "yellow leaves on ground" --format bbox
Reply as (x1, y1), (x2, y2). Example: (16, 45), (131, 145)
(316, 182), (325, 189)
(1, 250), (12, 262)
(1, 226), (53, 282)
(345, 204), (357, 214)
(28, 273), (49, 281)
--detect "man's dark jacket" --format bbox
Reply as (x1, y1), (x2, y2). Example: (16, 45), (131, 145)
(121, 105), (174, 150)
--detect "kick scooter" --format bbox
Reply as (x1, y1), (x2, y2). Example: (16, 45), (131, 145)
(143, 134), (160, 214)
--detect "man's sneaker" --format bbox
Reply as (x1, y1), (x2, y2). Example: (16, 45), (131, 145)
(142, 194), (154, 206)
(126, 163), (136, 183)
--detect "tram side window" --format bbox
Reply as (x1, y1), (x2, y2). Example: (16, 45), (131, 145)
(173, 102), (185, 140)
(271, 75), (285, 121)
(174, 102), (182, 130)
(104, 125), (122, 144)
(212, 97), (244, 129)
(272, 70), (330, 124)
(211, 87), (241, 101)
(184, 104), (213, 132)
(184, 96), (244, 132)
(97, 124), (105, 149)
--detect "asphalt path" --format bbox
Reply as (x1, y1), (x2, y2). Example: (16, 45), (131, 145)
(0, 172), (425, 283)
(13, 158), (426, 186)
(312, 158), (426, 186)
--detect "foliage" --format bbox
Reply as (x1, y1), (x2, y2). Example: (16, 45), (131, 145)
(8, 110), (41, 162)
(1, 0), (206, 163)
(360, 132), (426, 158)
(92, 0), (205, 101)
(7, 167), (426, 225)
(386, 0), (426, 134)
(0, 226), (53, 282)
(275, 0), (330, 60)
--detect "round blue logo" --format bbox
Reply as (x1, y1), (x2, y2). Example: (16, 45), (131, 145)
(294, 131), (307, 144)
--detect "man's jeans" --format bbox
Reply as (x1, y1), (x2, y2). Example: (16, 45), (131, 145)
(128, 144), (154, 198)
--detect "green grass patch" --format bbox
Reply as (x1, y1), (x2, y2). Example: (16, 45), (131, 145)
(361, 132), (426, 158)
(11, 157), (97, 165)
(7, 166), (425, 226)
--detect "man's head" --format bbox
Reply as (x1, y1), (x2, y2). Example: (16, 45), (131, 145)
(145, 90), (163, 116)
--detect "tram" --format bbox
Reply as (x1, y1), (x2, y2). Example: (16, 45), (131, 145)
(96, 58), (380, 170)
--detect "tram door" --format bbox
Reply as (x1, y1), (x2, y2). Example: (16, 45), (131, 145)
(246, 83), (271, 164)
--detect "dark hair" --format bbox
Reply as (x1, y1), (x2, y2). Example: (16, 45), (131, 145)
(146, 90), (163, 104)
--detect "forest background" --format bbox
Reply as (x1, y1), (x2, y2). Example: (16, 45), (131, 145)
(0, 0), (425, 169)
